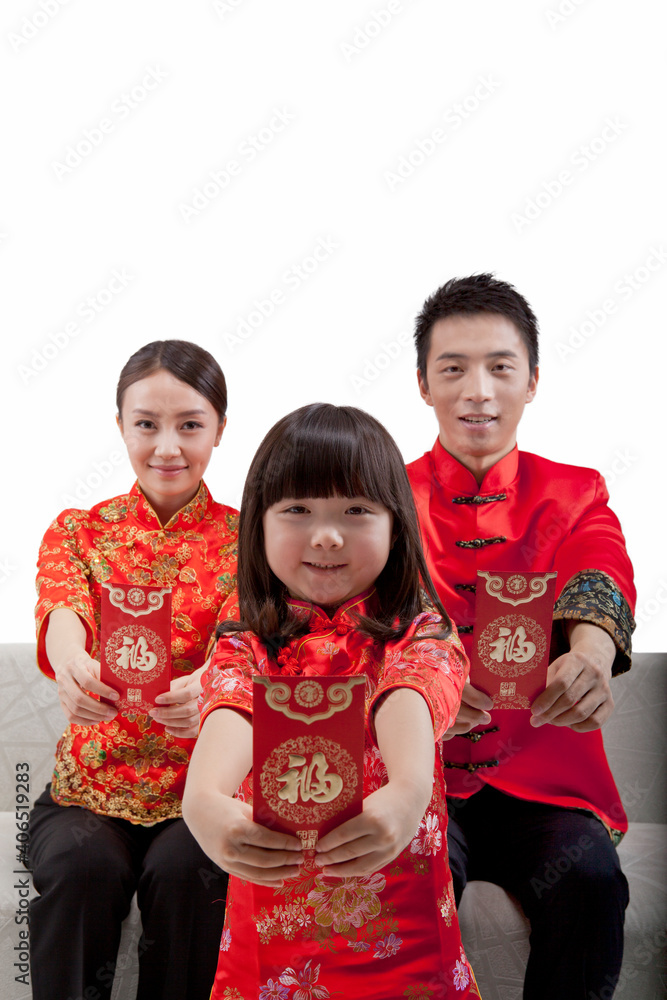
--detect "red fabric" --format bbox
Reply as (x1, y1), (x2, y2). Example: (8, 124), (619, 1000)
(407, 442), (635, 834)
(35, 480), (238, 825)
(199, 592), (482, 999)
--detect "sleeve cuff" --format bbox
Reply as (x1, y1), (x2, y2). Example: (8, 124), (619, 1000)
(552, 569), (635, 676)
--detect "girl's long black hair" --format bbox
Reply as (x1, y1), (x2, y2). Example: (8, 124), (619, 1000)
(218, 403), (451, 655)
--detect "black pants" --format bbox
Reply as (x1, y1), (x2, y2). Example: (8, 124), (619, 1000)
(447, 784), (629, 1000)
(28, 785), (228, 1000)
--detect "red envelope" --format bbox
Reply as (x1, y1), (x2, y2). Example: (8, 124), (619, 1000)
(253, 675), (365, 848)
(472, 571), (557, 709)
(100, 583), (172, 717)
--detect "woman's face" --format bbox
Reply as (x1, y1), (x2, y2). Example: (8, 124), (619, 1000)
(118, 369), (224, 520)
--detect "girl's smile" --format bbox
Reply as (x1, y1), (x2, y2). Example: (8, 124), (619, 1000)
(263, 495), (393, 609)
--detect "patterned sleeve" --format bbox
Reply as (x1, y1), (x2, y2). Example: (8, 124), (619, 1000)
(198, 631), (257, 730)
(552, 569), (635, 676)
(369, 613), (470, 742)
(35, 510), (97, 679)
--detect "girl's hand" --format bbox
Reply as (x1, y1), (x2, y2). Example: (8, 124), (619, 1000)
(53, 645), (119, 725)
(184, 793), (304, 888)
(314, 780), (426, 877)
(149, 664), (207, 738)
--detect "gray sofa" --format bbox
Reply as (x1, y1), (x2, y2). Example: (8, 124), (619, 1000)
(1, 644), (665, 999)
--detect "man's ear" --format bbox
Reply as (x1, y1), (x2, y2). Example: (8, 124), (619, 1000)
(417, 369), (433, 407)
(526, 366), (539, 404)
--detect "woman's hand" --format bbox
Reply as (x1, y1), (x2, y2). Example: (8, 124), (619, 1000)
(149, 664), (207, 738)
(53, 645), (120, 724)
(46, 609), (119, 725)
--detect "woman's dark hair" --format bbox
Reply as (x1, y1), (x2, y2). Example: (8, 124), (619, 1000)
(219, 403), (451, 653)
(116, 340), (227, 421)
(415, 273), (540, 380)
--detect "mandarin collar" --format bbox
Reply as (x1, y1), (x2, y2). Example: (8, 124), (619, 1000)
(431, 439), (520, 495)
(286, 587), (377, 630)
(128, 480), (211, 530)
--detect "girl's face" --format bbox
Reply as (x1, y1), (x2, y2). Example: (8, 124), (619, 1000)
(263, 494), (393, 609)
(118, 369), (224, 522)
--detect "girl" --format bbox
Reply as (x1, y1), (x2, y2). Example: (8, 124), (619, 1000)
(184, 403), (482, 999)
(29, 340), (238, 1000)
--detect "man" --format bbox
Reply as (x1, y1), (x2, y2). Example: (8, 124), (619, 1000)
(407, 273), (635, 1000)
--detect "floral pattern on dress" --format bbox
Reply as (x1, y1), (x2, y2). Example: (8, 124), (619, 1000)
(373, 933), (403, 958)
(277, 961), (330, 999)
(204, 591), (478, 997)
(438, 879), (456, 927)
(453, 949), (471, 991)
(308, 873), (385, 933)
(35, 480), (238, 824)
(410, 812), (443, 856)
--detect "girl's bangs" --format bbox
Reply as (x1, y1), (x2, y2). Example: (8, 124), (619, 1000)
(259, 407), (398, 511)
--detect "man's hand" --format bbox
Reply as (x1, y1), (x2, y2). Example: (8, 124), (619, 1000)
(530, 622), (616, 732)
(442, 678), (493, 739)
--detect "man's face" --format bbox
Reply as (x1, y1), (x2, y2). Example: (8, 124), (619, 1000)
(417, 312), (538, 481)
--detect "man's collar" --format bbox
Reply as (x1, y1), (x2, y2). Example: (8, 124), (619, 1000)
(431, 440), (519, 494)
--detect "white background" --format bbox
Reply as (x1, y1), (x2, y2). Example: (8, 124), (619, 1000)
(1, 0), (665, 649)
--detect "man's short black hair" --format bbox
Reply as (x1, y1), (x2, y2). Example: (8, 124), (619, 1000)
(415, 273), (539, 381)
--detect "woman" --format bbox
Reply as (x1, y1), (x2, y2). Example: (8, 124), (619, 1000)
(28, 340), (238, 1000)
